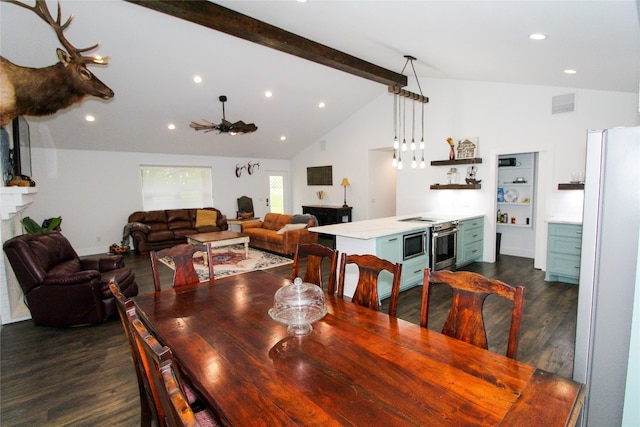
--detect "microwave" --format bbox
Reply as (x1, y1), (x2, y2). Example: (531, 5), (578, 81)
(403, 231), (426, 260)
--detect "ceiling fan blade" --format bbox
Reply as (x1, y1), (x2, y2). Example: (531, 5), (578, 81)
(230, 121), (258, 133)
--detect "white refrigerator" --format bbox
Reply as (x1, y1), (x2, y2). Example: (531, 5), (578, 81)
(573, 126), (640, 426)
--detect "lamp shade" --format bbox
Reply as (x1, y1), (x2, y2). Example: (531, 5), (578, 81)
(341, 178), (350, 187)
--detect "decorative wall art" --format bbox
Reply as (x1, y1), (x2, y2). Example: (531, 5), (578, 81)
(456, 137), (479, 159)
(0, 1), (113, 126)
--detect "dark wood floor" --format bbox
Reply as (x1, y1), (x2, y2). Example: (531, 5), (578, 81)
(0, 248), (578, 426)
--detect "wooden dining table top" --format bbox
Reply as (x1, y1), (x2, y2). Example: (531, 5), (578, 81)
(134, 270), (584, 426)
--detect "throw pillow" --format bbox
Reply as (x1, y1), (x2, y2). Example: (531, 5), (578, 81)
(276, 223), (307, 234)
(195, 209), (218, 228)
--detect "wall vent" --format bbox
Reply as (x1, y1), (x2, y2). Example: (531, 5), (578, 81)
(552, 93), (576, 114)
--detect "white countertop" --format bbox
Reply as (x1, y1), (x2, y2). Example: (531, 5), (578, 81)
(309, 212), (484, 240)
(545, 216), (583, 225)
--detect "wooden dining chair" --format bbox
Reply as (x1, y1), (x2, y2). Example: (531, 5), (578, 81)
(337, 253), (402, 317)
(109, 279), (157, 427)
(150, 243), (215, 291)
(128, 304), (221, 427)
(291, 243), (339, 294)
(420, 268), (526, 359)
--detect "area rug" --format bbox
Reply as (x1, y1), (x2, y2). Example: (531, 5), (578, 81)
(160, 244), (292, 281)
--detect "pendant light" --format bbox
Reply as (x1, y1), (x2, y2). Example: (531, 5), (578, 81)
(389, 55), (429, 170)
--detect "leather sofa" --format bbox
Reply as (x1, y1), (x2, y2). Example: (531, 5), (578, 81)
(3, 231), (138, 327)
(241, 213), (318, 255)
(127, 207), (228, 253)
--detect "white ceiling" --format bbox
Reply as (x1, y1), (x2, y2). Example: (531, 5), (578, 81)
(1, 0), (638, 160)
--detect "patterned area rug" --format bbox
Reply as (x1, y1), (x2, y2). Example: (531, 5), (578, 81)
(160, 244), (292, 280)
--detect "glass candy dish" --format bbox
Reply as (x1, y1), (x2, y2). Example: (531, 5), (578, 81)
(269, 277), (327, 336)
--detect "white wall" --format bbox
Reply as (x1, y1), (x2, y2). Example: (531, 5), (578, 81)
(21, 78), (640, 260)
(292, 78), (639, 267)
(27, 134), (289, 255)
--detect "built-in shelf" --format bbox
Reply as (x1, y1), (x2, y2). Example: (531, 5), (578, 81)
(430, 184), (481, 190)
(430, 158), (483, 166)
(558, 183), (584, 190)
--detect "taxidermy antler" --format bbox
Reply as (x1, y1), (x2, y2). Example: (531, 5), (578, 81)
(0, 0), (114, 126)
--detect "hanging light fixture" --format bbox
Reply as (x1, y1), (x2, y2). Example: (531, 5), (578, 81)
(389, 55), (429, 170)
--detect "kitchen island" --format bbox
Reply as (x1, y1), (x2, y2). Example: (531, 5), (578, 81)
(310, 213), (483, 299)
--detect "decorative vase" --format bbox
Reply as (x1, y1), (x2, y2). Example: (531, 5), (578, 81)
(449, 145), (456, 160)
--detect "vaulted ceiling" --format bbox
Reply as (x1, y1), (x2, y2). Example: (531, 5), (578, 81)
(1, 0), (638, 159)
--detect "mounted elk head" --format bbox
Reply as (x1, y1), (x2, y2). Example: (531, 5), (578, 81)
(0, 0), (114, 126)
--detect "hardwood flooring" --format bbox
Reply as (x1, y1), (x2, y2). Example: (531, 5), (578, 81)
(0, 249), (578, 426)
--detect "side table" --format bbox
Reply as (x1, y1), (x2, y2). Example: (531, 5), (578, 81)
(227, 217), (260, 232)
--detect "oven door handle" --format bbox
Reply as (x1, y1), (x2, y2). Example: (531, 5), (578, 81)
(432, 228), (458, 238)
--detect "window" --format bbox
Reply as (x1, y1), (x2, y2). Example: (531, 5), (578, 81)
(140, 166), (213, 211)
(269, 175), (284, 214)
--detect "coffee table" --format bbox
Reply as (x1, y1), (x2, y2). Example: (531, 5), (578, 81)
(186, 230), (250, 258)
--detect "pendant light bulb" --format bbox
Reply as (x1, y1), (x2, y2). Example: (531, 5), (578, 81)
(392, 151), (398, 167)
(402, 139), (407, 152)
(411, 139), (416, 151)
(420, 138), (425, 150)
(420, 159), (426, 168)
(393, 137), (399, 150)
(398, 160), (403, 170)
(411, 157), (417, 169)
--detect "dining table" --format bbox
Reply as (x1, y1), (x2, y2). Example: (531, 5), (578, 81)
(134, 270), (585, 426)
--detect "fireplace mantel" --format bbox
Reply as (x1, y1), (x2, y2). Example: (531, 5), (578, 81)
(1, 186), (37, 220)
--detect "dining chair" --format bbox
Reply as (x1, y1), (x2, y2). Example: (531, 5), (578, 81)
(421, 268), (526, 359)
(337, 253), (402, 317)
(128, 303), (221, 427)
(150, 243), (215, 291)
(291, 243), (339, 294)
(109, 279), (157, 427)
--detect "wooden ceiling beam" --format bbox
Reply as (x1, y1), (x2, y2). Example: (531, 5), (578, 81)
(125, 0), (407, 88)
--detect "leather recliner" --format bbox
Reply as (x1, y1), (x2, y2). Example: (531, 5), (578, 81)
(3, 231), (138, 327)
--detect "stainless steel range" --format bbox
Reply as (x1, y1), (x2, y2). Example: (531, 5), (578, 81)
(398, 217), (459, 270)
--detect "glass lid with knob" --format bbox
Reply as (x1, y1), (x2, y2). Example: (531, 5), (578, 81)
(269, 277), (327, 336)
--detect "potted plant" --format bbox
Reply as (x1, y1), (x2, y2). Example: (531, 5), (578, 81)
(21, 216), (62, 234)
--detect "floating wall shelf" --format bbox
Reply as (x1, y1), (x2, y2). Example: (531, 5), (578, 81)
(558, 183), (584, 190)
(430, 184), (481, 190)
(430, 158), (483, 166)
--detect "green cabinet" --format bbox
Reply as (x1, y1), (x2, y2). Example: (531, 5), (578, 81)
(545, 222), (582, 285)
(456, 217), (484, 268)
(376, 231), (428, 299)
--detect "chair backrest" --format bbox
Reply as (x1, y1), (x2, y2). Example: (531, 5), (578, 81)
(291, 243), (339, 294)
(109, 279), (157, 426)
(420, 268), (525, 359)
(150, 243), (215, 291)
(3, 231), (79, 294)
(237, 196), (254, 217)
(337, 253), (402, 317)
(128, 306), (201, 427)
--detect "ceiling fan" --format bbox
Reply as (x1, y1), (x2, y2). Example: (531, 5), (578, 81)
(190, 95), (258, 135)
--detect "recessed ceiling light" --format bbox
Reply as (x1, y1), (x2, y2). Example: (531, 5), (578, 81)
(168, 124), (176, 130)
(318, 102), (326, 108)
(529, 33), (547, 40)
(193, 75), (202, 84)
(564, 69), (577, 74)
(280, 136), (286, 141)
(85, 114), (95, 122)
(265, 91), (273, 98)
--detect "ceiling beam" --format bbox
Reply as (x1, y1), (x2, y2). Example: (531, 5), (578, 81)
(125, 0), (407, 88)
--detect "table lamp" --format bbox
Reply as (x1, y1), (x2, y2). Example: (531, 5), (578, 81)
(341, 177), (350, 207)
